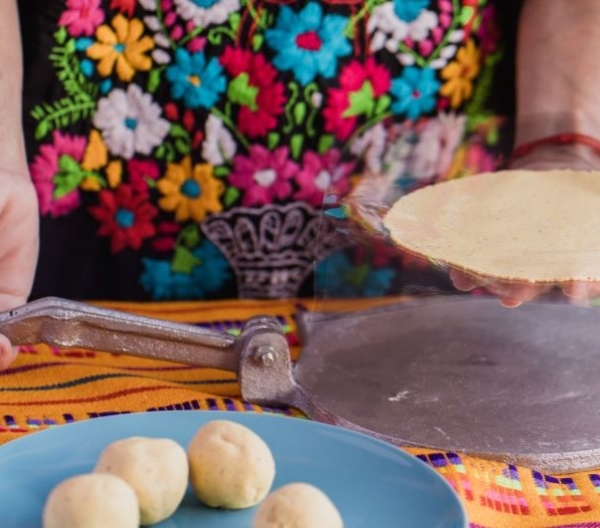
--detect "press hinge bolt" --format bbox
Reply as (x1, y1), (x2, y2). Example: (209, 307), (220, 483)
(255, 346), (277, 367)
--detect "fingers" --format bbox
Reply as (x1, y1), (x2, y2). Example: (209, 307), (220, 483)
(0, 333), (17, 371)
(449, 268), (479, 291)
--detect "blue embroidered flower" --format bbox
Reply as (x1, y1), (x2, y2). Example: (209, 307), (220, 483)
(393, 0), (431, 22)
(390, 66), (440, 120)
(140, 241), (232, 300)
(265, 2), (352, 85)
(316, 252), (395, 298)
(166, 48), (226, 109)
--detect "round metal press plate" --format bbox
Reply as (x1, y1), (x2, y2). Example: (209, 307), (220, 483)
(295, 297), (600, 472)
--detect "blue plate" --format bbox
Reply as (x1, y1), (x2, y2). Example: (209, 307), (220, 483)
(0, 411), (467, 527)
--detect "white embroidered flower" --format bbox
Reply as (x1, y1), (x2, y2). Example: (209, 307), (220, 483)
(139, 0), (157, 9)
(93, 85), (170, 159)
(368, 4), (438, 53)
(389, 114), (466, 182)
(174, 0), (241, 28)
(202, 115), (237, 166)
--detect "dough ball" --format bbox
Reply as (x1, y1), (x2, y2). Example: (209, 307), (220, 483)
(187, 419), (276, 509)
(94, 436), (188, 525)
(253, 483), (343, 528)
(42, 473), (139, 528)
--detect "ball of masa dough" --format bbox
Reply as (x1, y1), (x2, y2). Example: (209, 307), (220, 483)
(253, 482), (344, 528)
(42, 473), (139, 528)
(94, 436), (189, 525)
(187, 420), (276, 509)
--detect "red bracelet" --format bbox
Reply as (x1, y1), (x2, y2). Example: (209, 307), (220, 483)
(512, 133), (600, 160)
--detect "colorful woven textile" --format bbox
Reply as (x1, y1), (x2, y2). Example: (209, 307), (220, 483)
(0, 299), (599, 528)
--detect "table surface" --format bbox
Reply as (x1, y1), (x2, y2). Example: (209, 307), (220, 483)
(0, 298), (597, 528)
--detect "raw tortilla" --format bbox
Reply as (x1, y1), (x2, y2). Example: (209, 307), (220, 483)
(383, 170), (600, 284)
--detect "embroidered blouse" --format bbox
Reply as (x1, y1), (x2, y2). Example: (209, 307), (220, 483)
(19, 0), (507, 301)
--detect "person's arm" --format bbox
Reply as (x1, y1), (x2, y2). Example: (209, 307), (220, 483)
(0, 0), (40, 369)
(512, 0), (600, 170)
(453, 0), (600, 306)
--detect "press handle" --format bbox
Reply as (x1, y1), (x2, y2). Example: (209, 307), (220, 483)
(0, 297), (239, 371)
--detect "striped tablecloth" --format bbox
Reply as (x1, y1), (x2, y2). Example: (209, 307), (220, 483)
(0, 299), (598, 528)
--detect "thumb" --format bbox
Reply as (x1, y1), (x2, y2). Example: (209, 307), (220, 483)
(0, 294), (27, 371)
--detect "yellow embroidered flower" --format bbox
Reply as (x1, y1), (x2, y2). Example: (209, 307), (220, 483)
(440, 39), (481, 108)
(157, 156), (224, 222)
(81, 130), (108, 171)
(87, 14), (154, 82)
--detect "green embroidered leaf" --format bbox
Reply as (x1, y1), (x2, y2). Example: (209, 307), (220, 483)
(375, 95), (391, 115)
(175, 139), (190, 155)
(54, 26), (68, 45)
(65, 39), (76, 53)
(155, 144), (166, 159)
(180, 225), (201, 248)
(213, 166), (230, 177)
(49, 43), (98, 99)
(252, 34), (263, 52)
(229, 12), (241, 31)
(32, 96), (97, 140)
(224, 186), (240, 208)
(145, 177), (157, 188)
(459, 6), (475, 25)
(34, 120), (51, 141)
(344, 81), (375, 118)
(344, 20), (356, 40)
(294, 102), (307, 125)
(148, 69), (161, 93)
(486, 126), (500, 146)
(58, 154), (82, 174)
(164, 142), (176, 163)
(171, 246), (202, 275)
(291, 134), (304, 159)
(170, 124), (189, 139)
(267, 132), (280, 149)
(53, 156), (86, 199)
(228, 73), (259, 111)
(318, 135), (335, 154)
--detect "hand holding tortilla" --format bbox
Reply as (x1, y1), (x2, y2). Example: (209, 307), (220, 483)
(383, 170), (600, 306)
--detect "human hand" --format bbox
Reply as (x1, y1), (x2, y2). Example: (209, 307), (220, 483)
(450, 143), (600, 307)
(0, 168), (39, 370)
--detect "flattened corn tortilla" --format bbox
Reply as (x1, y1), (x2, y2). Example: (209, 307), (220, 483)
(383, 170), (600, 284)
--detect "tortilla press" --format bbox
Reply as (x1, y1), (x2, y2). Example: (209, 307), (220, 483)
(2, 295), (600, 474)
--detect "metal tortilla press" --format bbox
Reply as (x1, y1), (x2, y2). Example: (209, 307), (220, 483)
(2, 295), (600, 474)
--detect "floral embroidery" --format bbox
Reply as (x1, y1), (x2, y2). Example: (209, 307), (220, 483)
(93, 84), (170, 158)
(140, 240), (232, 300)
(440, 39), (481, 108)
(323, 58), (392, 141)
(173, 0), (241, 28)
(265, 2), (352, 85)
(157, 156), (224, 222)
(28, 0), (500, 301)
(220, 47), (286, 139)
(30, 131), (87, 217)
(390, 66), (440, 120)
(89, 184), (158, 252)
(58, 0), (105, 37)
(228, 146), (298, 207)
(166, 48), (226, 109)
(86, 15), (154, 81)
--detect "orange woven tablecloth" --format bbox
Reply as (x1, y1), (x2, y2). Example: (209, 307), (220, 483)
(0, 299), (598, 528)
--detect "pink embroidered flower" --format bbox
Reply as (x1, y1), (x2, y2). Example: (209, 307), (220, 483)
(127, 159), (161, 194)
(323, 58), (391, 141)
(228, 146), (298, 206)
(220, 47), (286, 139)
(294, 149), (354, 207)
(30, 131), (87, 217)
(58, 0), (105, 37)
